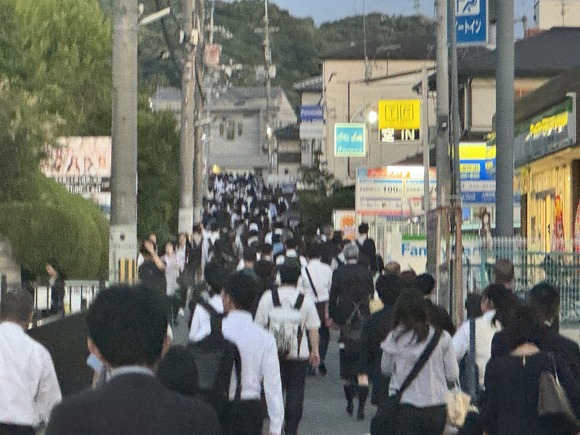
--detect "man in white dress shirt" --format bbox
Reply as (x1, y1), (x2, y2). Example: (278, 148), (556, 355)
(188, 260), (226, 342)
(0, 288), (62, 433)
(298, 242), (332, 375)
(221, 272), (284, 435)
(255, 262), (320, 435)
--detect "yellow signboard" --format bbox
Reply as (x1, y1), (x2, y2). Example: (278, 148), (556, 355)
(378, 99), (421, 130)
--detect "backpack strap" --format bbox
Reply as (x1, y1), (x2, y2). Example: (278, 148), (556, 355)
(294, 293), (305, 310)
(271, 288), (282, 307)
(294, 292), (305, 358)
(233, 348), (242, 402)
(196, 296), (224, 337)
(466, 317), (478, 398)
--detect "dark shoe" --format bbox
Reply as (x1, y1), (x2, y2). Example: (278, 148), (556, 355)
(307, 365), (316, 376)
(318, 363), (327, 376)
(357, 385), (369, 421)
(343, 384), (355, 416)
(346, 401), (354, 416)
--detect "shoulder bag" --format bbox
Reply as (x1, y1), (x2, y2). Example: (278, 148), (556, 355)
(538, 351), (579, 433)
(370, 328), (442, 435)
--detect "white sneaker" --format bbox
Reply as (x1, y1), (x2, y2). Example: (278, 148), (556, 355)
(178, 308), (185, 317)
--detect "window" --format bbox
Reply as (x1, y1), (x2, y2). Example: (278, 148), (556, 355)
(238, 122), (243, 136)
(227, 120), (235, 140)
(219, 122), (225, 137)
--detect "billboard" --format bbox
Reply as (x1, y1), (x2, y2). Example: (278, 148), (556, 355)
(41, 136), (112, 215)
(355, 166), (436, 217)
(378, 99), (421, 143)
(334, 123), (366, 157)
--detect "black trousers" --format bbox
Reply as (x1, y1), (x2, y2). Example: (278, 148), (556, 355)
(225, 399), (265, 435)
(0, 423), (35, 435)
(279, 359), (308, 435)
(319, 323), (330, 363)
(396, 404), (447, 435)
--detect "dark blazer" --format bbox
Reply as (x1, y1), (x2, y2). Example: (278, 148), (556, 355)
(481, 351), (580, 435)
(46, 373), (221, 435)
(320, 240), (338, 266)
(491, 326), (580, 384)
(360, 306), (394, 405)
(328, 263), (374, 323)
(356, 238), (378, 273)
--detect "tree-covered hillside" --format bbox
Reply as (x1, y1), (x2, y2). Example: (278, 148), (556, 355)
(129, 0), (435, 107)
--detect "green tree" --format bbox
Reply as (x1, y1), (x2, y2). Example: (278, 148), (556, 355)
(0, 79), (63, 202)
(137, 107), (180, 245)
(0, 0), (112, 136)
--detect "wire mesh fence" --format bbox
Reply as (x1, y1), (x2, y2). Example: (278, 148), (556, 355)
(464, 236), (580, 322)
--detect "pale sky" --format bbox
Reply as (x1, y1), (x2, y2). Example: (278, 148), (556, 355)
(269, 0), (536, 30)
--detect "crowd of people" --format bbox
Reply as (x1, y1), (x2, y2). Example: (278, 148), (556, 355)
(1, 172), (579, 435)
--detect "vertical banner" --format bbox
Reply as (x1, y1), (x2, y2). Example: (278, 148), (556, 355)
(553, 195), (565, 251)
(333, 209), (357, 241)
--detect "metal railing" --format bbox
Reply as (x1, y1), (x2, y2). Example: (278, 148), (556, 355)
(33, 280), (103, 321)
(464, 236), (580, 322)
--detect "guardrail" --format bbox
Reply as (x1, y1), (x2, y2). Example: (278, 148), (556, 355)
(33, 280), (103, 324)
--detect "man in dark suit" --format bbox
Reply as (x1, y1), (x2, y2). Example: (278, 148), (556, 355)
(491, 282), (580, 383)
(46, 284), (220, 435)
(356, 223), (378, 275)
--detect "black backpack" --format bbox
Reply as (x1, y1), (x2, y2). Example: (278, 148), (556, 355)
(186, 298), (242, 427)
(341, 301), (365, 355)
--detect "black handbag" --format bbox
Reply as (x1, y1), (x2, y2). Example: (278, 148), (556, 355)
(370, 329), (443, 435)
(538, 352), (580, 433)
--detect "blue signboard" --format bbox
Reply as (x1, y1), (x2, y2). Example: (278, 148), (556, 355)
(456, 0), (488, 46)
(300, 105), (324, 122)
(335, 123), (366, 157)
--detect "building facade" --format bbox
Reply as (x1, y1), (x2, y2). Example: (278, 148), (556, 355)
(150, 86), (297, 172)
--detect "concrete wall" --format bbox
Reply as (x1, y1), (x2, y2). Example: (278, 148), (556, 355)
(537, 0), (580, 29)
(468, 77), (551, 133)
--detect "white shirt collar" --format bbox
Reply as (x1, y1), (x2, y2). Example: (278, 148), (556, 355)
(109, 365), (155, 379)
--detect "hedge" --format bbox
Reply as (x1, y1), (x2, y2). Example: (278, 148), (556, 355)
(0, 173), (108, 279)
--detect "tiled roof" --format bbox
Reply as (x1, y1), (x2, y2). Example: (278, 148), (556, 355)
(151, 86), (284, 105)
(459, 27), (580, 77)
(515, 67), (580, 123)
(274, 123), (299, 140)
(293, 76), (323, 92)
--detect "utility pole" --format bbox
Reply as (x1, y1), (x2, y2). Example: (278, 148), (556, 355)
(264, 0), (273, 173)
(448, 0), (463, 325)
(178, 0), (196, 233)
(435, 0), (451, 207)
(109, 0), (138, 283)
(495, 0), (515, 237)
(421, 66), (430, 223)
(192, 0), (205, 223)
